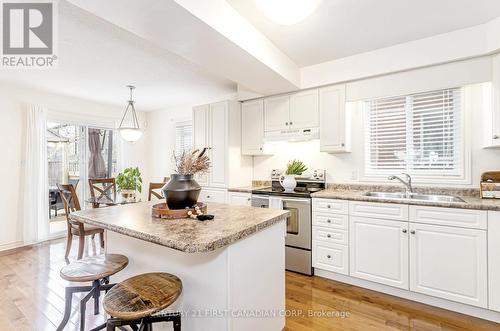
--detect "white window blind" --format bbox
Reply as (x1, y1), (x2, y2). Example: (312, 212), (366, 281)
(175, 122), (193, 156)
(364, 88), (463, 179)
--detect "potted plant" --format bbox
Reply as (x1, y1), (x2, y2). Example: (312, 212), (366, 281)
(162, 148), (210, 209)
(280, 160), (308, 192)
(116, 167), (142, 202)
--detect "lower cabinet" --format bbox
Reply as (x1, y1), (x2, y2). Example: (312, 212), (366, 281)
(199, 187), (227, 203)
(228, 192), (251, 206)
(409, 223), (488, 308)
(349, 216), (409, 289)
(312, 241), (348, 275)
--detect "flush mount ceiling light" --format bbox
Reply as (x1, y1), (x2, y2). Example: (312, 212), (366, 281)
(256, 0), (321, 25)
(118, 85), (143, 143)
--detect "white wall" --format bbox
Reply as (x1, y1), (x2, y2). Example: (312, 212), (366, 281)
(0, 83), (148, 250)
(146, 106), (192, 182)
(253, 84), (500, 188)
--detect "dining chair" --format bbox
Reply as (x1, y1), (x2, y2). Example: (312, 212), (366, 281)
(88, 178), (116, 208)
(57, 184), (104, 260)
(148, 182), (165, 201)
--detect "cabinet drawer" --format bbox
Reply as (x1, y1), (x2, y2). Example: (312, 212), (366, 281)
(312, 241), (348, 275)
(313, 198), (348, 215)
(313, 213), (348, 230)
(409, 206), (487, 230)
(350, 201), (408, 221)
(199, 188), (227, 203)
(313, 227), (348, 245)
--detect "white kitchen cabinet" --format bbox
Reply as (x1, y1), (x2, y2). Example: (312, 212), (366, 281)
(483, 56), (500, 148)
(313, 241), (349, 275)
(241, 99), (266, 155)
(319, 84), (350, 153)
(209, 102), (227, 188)
(264, 90), (319, 132)
(350, 216), (409, 289)
(228, 192), (251, 206)
(193, 100), (252, 191)
(289, 89), (319, 129)
(199, 188), (227, 204)
(488, 211), (500, 312)
(193, 105), (210, 186)
(264, 94), (290, 131)
(409, 223), (487, 308)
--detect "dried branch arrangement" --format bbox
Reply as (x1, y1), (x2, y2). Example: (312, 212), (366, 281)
(173, 148), (210, 175)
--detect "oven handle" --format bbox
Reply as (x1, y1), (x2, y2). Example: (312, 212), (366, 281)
(281, 197), (311, 205)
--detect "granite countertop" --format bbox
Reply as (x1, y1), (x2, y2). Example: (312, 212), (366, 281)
(312, 187), (500, 211)
(70, 201), (289, 253)
(227, 185), (270, 193)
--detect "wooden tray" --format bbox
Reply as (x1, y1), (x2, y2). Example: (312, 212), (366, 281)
(152, 202), (207, 219)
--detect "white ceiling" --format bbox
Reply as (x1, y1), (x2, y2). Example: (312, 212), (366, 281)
(0, 1), (236, 111)
(227, 0), (500, 67)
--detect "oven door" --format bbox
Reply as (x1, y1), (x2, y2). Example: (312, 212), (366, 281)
(282, 197), (311, 250)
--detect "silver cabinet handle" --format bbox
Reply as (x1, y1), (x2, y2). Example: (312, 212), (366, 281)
(494, 135), (499, 140)
(206, 195), (211, 199)
(341, 143), (345, 147)
(327, 204), (331, 209)
(402, 229), (407, 233)
(327, 219), (332, 223)
(326, 255), (331, 259)
(327, 234), (331, 238)
(285, 122), (289, 126)
(410, 230), (416, 234)
(259, 147), (263, 151)
(289, 121), (293, 125)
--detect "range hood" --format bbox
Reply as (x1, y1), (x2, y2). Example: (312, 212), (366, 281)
(264, 127), (319, 142)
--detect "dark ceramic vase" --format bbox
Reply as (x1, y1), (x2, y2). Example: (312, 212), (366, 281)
(162, 174), (201, 210)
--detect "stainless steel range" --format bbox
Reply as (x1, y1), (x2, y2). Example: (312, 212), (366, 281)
(251, 169), (326, 275)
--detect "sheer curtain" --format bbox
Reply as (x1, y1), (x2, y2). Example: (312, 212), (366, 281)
(22, 104), (49, 244)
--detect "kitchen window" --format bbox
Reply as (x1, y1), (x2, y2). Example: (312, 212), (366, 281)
(364, 87), (468, 183)
(175, 121), (193, 156)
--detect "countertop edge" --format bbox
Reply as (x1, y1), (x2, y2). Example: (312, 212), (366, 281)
(70, 211), (289, 253)
(310, 191), (500, 211)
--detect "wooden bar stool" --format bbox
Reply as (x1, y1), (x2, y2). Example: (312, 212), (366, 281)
(57, 254), (129, 331)
(93, 272), (182, 331)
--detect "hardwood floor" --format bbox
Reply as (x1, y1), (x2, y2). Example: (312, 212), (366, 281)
(0, 238), (499, 330)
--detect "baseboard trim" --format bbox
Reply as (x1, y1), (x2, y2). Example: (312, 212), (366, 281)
(0, 234), (66, 254)
(314, 269), (500, 323)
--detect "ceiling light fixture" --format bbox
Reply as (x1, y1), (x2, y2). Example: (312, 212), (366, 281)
(256, 0), (321, 25)
(118, 85), (143, 143)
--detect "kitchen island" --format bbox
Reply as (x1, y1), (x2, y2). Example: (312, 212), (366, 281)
(70, 201), (289, 331)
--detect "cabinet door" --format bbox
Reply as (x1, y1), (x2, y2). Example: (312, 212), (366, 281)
(289, 89), (319, 129)
(350, 216), (409, 289)
(264, 95), (290, 131)
(241, 100), (265, 155)
(193, 105), (209, 186)
(319, 85), (348, 153)
(199, 188), (227, 203)
(209, 102), (227, 188)
(409, 223), (487, 308)
(228, 192), (251, 206)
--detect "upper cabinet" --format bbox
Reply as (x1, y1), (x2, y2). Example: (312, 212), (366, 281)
(193, 100), (253, 188)
(264, 94), (290, 131)
(241, 99), (265, 155)
(264, 89), (319, 131)
(290, 89), (319, 129)
(319, 84), (350, 153)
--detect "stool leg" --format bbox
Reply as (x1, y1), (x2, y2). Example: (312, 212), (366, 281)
(93, 280), (100, 315)
(80, 289), (94, 331)
(173, 314), (181, 331)
(56, 287), (74, 331)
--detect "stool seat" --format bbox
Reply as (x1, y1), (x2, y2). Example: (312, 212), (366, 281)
(60, 254), (129, 282)
(104, 272), (182, 320)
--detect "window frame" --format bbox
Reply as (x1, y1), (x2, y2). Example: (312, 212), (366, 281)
(174, 120), (193, 156)
(360, 87), (471, 185)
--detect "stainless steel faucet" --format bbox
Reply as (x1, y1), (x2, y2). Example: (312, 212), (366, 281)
(388, 173), (413, 196)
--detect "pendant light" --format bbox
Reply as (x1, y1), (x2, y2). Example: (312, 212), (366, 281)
(118, 85), (143, 142)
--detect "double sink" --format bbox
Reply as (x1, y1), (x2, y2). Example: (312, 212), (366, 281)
(364, 191), (466, 203)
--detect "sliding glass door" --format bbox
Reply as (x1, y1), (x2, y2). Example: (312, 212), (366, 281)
(47, 121), (118, 232)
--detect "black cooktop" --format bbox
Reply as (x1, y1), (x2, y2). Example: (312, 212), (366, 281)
(252, 181), (325, 198)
